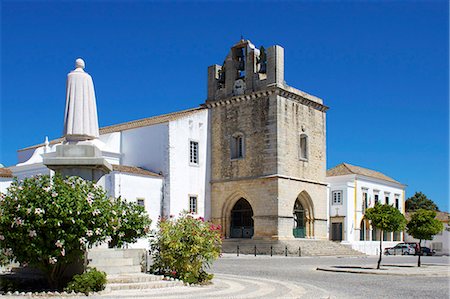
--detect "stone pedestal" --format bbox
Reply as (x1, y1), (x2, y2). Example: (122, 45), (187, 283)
(43, 143), (112, 182)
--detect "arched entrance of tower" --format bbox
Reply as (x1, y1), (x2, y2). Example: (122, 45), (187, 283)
(293, 191), (314, 238)
(229, 198), (254, 238)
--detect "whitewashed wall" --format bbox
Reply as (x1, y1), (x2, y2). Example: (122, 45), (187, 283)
(405, 225), (450, 256)
(102, 172), (163, 249)
(168, 109), (209, 219)
(10, 164), (51, 181)
(121, 123), (169, 175)
(0, 178), (12, 194)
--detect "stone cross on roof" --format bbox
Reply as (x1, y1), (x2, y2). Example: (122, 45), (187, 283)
(63, 58), (99, 141)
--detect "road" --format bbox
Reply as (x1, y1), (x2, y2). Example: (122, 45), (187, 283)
(210, 254), (450, 298)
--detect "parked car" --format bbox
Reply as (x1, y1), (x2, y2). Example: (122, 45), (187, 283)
(384, 243), (416, 255)
(416, 247), (436, 256)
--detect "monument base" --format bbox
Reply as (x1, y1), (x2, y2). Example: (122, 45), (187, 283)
(44, 143), (112, 182)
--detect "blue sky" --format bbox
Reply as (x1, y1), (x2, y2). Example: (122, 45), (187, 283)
(1, 1), (448, 211)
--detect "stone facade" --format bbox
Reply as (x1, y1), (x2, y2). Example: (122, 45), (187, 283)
(206, 40), (328, 240)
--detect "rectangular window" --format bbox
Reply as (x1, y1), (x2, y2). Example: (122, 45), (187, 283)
(362, 191), (368, 212)
(190, 141), (199, 165)
(299, 134), (308, 160)
(395, 195), (400, 209)
(136, 198), (145, 207)
(374, 194), (379, 205)
(332, 191), (342, 205)
(231, 134), (244, 159)
(189, 196), (198, 214)
(385, 196), (390, 205)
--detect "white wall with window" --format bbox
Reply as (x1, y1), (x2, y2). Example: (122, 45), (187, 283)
(98, 171), (163, 249)
(168, 109), (210, 219)
(327, 164), (406, 255)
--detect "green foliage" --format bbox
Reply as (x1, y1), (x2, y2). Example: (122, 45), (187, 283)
(407, 209), (443, 241)
(0, 174), (151, 289)
(150, 213), (222, 284)
(107, 198), (152, 248)
(365, 203), (407, 269)
(365, 203), (407, 233)
(65, 268), (107, 295)
(405, 192), (439, 212)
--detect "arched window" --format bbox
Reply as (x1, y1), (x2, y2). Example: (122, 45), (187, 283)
(299, 134), (308, 161)
(231, 133), (244, 159)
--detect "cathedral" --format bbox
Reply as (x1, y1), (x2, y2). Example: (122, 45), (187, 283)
(3, 40), (332, 248)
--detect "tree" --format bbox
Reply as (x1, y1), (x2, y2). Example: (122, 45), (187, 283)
(405, 192), (439, 212)
(406, 209), (443, 267)
(365, 203), (406, 269)
(0, 174), (151, 289)
(150, 213), (222, 284)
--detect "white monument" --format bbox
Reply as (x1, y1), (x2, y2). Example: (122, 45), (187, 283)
(44, 59), (111, 182)
(64, 58), (100, 141)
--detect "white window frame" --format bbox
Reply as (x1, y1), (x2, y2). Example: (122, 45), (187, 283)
(385, 192), (390, 205)
(332, 190), (343, 205)
(299, 133), (308, 161)
(374, 192), (379, 205)
(189, 140), (199, 166)
(136, 198), (145, 207)
(189, 195), (198, 214)
(394, 194), (400, 209)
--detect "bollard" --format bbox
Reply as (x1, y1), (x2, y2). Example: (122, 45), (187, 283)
(270, 246), (273, 257)
(237, 245), (239, 257)
(285, 246), (288, 257)
(254, 245), (257, 256)
(299, 246), (301, 257)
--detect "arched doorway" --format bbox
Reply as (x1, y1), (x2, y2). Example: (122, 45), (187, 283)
(360, 219), (370, 241)
(293, 191), (315, 238)
(230, 198), (254, 238)
(293, 200), (306, 238)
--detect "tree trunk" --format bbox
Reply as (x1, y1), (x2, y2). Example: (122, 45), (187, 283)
(418, 239), (422, 267)
(377, 230), (383, 269)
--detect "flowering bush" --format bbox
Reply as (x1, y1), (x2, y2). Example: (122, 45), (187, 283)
(108, 198), (152, 248)
(150, 213), (222, 284)
(0, 174), (151, 289)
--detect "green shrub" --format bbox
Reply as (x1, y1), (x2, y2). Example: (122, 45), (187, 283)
(0, 174), (151, 289)
(150, 213), (222, 284)
(65, 268), (107, 295)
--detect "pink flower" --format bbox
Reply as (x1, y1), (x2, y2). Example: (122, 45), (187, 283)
(0, 235), (4, 241)
(51, 192), (58, 197)
(29, 230), (37, 238)
(197, 217), (205, 222)
(34, 208), (44, 215)
(55, 240), (63, 248)
(49, 257), (57, 264)
(86, 230), (93, 237)
(60, 248), (65, 257)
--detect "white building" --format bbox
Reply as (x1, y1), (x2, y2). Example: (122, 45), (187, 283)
(326, 163), (406, 255)
(7, 107), (210, 239)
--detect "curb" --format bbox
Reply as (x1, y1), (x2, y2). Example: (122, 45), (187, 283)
(316, 267), (449, 277)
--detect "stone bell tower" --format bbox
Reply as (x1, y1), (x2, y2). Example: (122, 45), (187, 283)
(205, 40), (329, 241)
